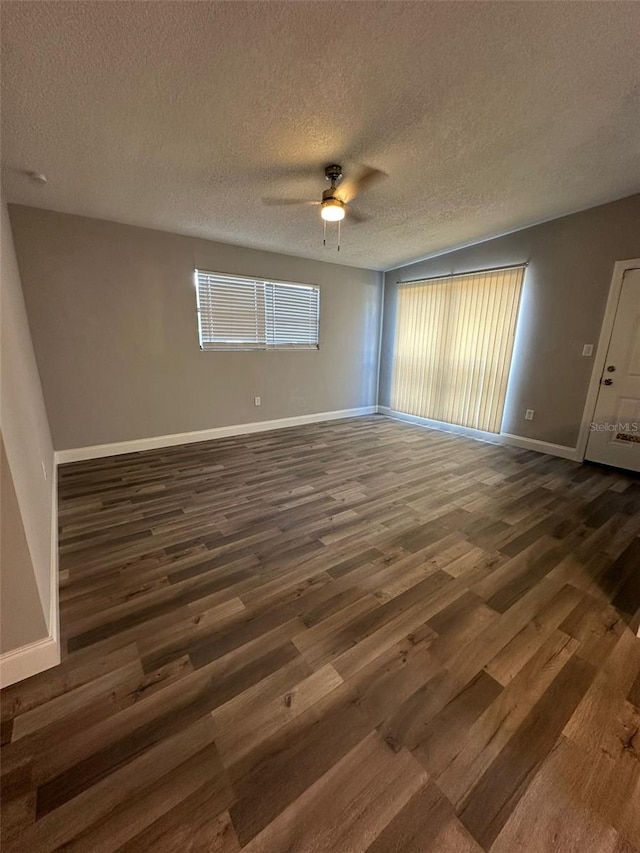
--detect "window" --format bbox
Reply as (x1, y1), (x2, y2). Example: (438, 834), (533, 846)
(391, 265), (525, 433)
(195, 270), (320, 351)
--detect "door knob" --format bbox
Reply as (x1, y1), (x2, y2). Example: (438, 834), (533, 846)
(606, 365), (616, 372)
(602, 378), (614, 385)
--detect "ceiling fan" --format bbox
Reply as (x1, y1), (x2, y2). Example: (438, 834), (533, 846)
(263, 163), (386, 224)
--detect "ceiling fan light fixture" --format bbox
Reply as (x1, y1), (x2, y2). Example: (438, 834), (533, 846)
(321, 198), (345, 222)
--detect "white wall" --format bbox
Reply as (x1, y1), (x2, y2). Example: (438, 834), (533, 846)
(1, 201), (55, 645)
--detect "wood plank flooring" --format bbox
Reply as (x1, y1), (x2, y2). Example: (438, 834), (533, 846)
(2, 415), (640, 852)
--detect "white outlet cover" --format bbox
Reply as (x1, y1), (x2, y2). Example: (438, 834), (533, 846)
(525, 409), (535, 421)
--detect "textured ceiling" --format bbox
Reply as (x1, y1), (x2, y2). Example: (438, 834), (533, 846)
(2, 1), (639, 270)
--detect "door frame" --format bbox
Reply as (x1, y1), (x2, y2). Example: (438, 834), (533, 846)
(577, 258), (640, 461)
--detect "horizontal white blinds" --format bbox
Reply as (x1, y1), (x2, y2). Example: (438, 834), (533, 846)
(265, 282), (320, 348)
(391, 266), (525, 433)
(196, 270), (319, 351)
(197, 274), (264, 349)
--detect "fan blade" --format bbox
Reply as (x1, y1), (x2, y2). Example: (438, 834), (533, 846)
(336, 166), (387, 204)
(261, 197), (320, 206)
(347, 207), (369, 223)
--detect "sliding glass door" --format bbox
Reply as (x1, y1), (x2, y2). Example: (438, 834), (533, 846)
(391, 266), (525, 434)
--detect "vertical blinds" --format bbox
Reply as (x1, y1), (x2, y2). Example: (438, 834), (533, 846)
(196, 270), (320, 350)
(391, 265), (525, 433)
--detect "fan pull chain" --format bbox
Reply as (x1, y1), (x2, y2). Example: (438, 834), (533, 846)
(321, 220), (342, 251)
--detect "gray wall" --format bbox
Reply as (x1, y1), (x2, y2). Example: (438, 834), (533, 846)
(10, 206), (382, 451)
(379, 194), (640, 448)
(1, 439), (48, 652)
(1, 201), (54, 652)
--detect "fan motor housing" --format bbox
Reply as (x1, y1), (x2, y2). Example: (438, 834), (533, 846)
(322, 188), (343, 203)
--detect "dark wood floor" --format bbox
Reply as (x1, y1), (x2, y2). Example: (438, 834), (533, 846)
(2, 415), (640, 852)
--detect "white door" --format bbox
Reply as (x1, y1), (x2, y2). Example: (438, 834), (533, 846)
(586, 268), (640, 471)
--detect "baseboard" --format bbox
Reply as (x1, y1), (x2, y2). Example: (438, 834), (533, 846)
(378, 407), (581, 461)
(377, 407), (503, 446)
(0, 633), (60, 689)
(500, 432), (582, 462)
(0, 465), (61, 689)
(55, 406), (378, 464)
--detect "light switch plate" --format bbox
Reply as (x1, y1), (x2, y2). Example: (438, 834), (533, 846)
(582, 344), (594, 357)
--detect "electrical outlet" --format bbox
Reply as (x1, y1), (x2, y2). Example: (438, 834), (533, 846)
(41, 461), (47, 481)
(525, 409), (535, 421)
(581, 344), (594, 357)
(254, 396), (261, 407)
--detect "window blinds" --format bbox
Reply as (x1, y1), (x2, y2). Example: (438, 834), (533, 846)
(391, 265), (525, 434)
(196, 270), (320, 351)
